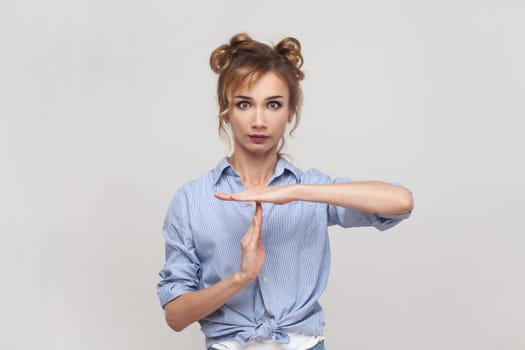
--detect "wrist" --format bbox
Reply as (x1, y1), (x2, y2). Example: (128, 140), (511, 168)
(233, 271), (255, 286)
(292, 184), (311, 202)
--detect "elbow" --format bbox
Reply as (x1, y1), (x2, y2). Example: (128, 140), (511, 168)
(398, 188), (414, 214)
(164, 301), (189, 332)
(165, 311), (187, 332)
(386, 184), (413, 215)
(167, 322), (186, 333)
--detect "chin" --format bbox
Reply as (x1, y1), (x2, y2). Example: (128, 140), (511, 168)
(247, 145), (278, 155)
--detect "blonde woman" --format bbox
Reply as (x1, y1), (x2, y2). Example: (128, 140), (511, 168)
(157, 33), (413, 350)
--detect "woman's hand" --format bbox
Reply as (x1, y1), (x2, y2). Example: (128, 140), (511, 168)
(164, 202), (266, 332)
(237, 202), (265, 283)
(216, 182), (412, 215)
(215, 185), (297, 205)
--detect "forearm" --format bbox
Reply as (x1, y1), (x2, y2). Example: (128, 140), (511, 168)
(293, 181), (413, 215)
(164, 272), (252, 332)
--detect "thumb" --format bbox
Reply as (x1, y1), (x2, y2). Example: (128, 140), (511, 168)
(253, 202), (263, 227)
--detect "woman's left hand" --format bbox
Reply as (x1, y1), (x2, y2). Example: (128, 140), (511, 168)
(215, 185), (297, 205)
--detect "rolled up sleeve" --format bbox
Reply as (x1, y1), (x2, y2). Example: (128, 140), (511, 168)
(157, 188), (201, 308)
(326, 177), (412, 231)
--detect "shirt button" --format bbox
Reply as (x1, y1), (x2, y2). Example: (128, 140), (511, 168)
(263, 276), (268, 282)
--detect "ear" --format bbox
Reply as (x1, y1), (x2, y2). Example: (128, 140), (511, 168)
(288, 107), (295, 122)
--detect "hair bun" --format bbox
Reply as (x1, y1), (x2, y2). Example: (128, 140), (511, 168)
(229, 33), (252, 47)
(275, 37), (304, 80)
(210, 44), (228, 73)
(210, 33), (254, 74)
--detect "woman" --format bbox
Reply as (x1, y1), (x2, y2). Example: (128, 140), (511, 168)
(157, 33), (413, 350)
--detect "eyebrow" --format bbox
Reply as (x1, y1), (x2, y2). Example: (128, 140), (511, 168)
(233, 95), (285, 100)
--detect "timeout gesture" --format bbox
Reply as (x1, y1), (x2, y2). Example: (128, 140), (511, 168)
(214, 185), (296, 205)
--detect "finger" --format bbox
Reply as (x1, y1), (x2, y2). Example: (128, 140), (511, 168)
(214, 192), (235, 201)
(237, 188), (269, 202)
(215, 191), (254, 202)
(254, 203), (263, 244)
(230, 194), (253, 202)
(253, 202), (263, 227)
(242, 203), (263, 245)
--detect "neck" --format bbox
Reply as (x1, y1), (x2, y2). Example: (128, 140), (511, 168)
(229, 151), (279, 189)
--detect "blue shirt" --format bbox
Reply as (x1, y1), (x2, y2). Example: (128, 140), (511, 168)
(157, 157), (411, 347)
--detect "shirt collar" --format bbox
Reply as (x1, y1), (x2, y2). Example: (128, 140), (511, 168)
(212, 157), (302, 184)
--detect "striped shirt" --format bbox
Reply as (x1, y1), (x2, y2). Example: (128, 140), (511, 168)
(157, 157), (411, 348)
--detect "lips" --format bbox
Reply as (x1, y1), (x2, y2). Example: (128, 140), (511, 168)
(249, 134), (269, 143)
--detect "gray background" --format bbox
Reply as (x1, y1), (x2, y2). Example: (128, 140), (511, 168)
(1, 0), (524, 349)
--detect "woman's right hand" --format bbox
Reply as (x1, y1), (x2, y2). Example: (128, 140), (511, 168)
(164, 202), (265, 332)
(237, 202), (265, 283)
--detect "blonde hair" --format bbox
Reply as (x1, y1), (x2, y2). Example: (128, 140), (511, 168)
(209, 33), (305, 151)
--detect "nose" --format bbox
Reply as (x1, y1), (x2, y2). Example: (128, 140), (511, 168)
(251, 107), (267, 129)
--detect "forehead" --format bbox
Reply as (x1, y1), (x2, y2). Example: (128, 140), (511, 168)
(233, 71), (289, 97)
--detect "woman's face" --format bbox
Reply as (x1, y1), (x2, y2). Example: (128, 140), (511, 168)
(228, 71), (292, 157)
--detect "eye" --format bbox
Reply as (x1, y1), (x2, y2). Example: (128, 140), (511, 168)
(267, 101), (282, 110)
(236, 101), (251, 109)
